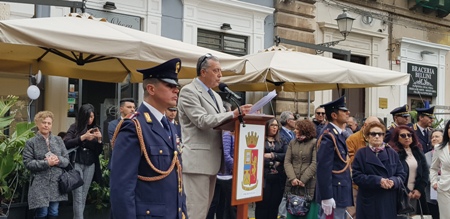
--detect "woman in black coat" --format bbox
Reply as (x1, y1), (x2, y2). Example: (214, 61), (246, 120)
(389, 125), (430, 215)
(352, 122), (406, 219)
(64, 103), (103, 219)
(255, 118), (287, 219)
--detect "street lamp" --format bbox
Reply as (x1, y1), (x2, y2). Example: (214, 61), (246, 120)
(336, 9), (354, 39)
(316, 8), (355, 53)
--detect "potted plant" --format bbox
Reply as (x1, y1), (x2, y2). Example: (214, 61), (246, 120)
(0, 95), (35, 218)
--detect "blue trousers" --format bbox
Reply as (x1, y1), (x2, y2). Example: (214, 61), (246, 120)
(35, 201), (59, 217)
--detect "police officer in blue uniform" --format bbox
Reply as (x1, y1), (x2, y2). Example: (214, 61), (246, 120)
(384, 104), (411, 143)
(110, 58), (187, 219)
(167, 106), (182, 140)
(413, 106), (435, 153)
(316, 96), (353, 219)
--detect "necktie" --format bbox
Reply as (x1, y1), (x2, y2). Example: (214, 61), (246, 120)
(207, 89), (220, 111)
(161, 116), (172, 138)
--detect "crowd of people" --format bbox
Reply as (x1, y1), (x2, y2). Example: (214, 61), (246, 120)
(21, 54), (450, 219)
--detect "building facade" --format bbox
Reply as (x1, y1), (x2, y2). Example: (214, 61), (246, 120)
(274, 0), (450, 126)
(0, 0), (274, 135)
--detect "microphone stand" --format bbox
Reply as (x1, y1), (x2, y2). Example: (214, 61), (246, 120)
(227, 93), (245, 127)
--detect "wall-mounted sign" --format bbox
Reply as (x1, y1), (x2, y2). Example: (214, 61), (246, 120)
(407, 63), (437, 97)
(379, 98), (388, 109)
(77, 8), (141, 30)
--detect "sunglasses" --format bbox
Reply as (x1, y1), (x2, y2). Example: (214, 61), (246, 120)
(399, 133), (412, 139)
(199, 53), (212, 68)
(368, 132), (385, 137)
(316, 112), (325, 115)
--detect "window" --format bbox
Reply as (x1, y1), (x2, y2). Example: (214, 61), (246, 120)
(197, 29), (248, 56)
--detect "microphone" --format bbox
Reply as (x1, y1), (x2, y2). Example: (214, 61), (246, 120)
(219, 83), (241, 100)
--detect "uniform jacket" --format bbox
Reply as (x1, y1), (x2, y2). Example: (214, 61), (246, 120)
(413, 123), (432, 153)
(108, 118), (120, 141)
(23, 133), (69, 209)
(352, 146), (406, 219)
(284, 138), (317, 197)
(315, 123), (353, 208)
(430, 144), (450, 192)
(110, 104), (187, 219)
(397, 146), (429, 195)
(384, 123), (397, 143)
(178, 79), (234, 175)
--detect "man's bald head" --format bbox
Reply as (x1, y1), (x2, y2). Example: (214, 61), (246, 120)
(364, 116), (380, 127)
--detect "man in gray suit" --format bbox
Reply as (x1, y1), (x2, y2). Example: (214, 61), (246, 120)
(178, 53), (252, 219)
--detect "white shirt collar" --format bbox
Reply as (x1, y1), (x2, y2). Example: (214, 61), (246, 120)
(329, 122), (343, 134)
(142, 101), (165, 127)
(196, 77), (210, 92)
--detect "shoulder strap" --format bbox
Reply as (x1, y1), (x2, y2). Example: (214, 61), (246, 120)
(316, 130), (350, 174)
(110, 119), (125, 150)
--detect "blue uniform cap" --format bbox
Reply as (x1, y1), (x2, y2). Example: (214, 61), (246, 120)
(137, 58), (181, 85)
(168, 107), (178, 111)
(320, 96), (348, 111)
(390, 104), (410, 117)
(416, 106), (435, 118)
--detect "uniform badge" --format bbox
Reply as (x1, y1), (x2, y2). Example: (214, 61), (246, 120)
(144, 112), (152, 123)
(333, 128), (338, 135)
(175, 62), (181, 73)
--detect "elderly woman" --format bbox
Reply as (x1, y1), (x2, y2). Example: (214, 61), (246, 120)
(23, 111), (69, 219)
(352, 122), (406, 219)
(389, 125), (430, 215)
(284, 119), (318, 219)
(255, 118), (287, 219)
(430, 121), (450, 218)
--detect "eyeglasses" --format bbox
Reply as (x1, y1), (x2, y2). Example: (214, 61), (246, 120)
(368, 132), (385, 137)
(316, 112), (325, 115)
(270, 124), (279, 127)
(399, 133), (412, 139)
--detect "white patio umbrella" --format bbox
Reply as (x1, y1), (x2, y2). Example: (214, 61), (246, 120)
(217, 50), (410, 92)
(0, 14), (245, 83)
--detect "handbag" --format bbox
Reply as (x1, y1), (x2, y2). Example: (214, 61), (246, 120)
(58, 161), (84, 194)
(286, 187), (312, 217)
(397, 177), (415, 215)
(410, 199), (432, 219)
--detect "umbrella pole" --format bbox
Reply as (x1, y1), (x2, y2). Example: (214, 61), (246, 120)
(307, 91), (311, 118)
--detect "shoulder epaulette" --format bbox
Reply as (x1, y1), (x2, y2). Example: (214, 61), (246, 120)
(124, 112), (139, 120)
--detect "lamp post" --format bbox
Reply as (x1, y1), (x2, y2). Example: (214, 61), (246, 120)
(316, 8), (355, 53)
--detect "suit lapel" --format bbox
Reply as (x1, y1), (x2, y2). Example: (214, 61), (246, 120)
(193, 79), (220, 113)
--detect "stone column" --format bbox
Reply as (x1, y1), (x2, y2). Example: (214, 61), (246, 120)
(274, 0), (316, 119)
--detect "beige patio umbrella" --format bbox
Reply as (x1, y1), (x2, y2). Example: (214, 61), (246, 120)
(216, 50), (410, 92)
(0, 14), (245, 83)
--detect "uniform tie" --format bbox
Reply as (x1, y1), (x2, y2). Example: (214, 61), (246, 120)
(207, 89), (220, 111)
(161, 116), (172, 138)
